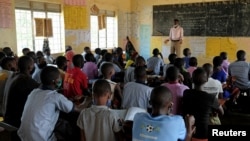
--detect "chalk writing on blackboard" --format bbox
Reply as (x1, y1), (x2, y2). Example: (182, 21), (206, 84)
(153, 1), (250, 36)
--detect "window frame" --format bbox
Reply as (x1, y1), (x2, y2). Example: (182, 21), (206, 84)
(15, 1), (64, 55)
(90, 13), (117, 50)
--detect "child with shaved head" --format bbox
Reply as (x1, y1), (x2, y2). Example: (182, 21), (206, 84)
(183, 68), (224, 140)
(133, 86), (195, 141)
(77, 79), (123, 141)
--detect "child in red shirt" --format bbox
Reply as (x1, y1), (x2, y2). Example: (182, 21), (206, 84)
(63, 54), (88, 104)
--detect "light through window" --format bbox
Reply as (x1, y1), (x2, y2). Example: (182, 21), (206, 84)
(90, 15), (117, 50)
(15, 9), (64, 55)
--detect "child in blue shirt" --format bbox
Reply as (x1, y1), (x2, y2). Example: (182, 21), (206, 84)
(183, 48), (191, 69)
(133, 86), (195, 141)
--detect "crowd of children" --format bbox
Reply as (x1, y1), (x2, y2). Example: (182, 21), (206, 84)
(0, 45), (248, 141)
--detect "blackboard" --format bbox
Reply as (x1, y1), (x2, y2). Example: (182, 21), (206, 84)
(153, 0), (250, 36)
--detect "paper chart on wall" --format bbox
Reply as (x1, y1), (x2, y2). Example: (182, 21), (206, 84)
(190, 37), (206, 58)
(0, 0), (12, 28)
(76, 30), (90, 44)
(118, 11), (127, 38)
(139, 25), (151, 60)
(65, 30), (90, 45)
(35, 18), (44, 37)
(139, 6), (152, 25)
(64, 6), (88, 30)
(162, 45), (170, 59)
(64, 0), (86, 6)
(131, 12), (139, 38)
(161, 37), (170, 59)
(118, 11), (139, 39)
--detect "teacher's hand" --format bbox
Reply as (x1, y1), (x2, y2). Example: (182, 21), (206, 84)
(164, 39), (169, 44)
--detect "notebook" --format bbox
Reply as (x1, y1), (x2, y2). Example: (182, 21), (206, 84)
(111, 107), (147, 121)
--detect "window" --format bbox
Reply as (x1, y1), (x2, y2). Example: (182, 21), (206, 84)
(15, 1), (64, 56)
(47, 12), (63, 53)
(15, 10), (33, 54)
(90, 14), (117, 50)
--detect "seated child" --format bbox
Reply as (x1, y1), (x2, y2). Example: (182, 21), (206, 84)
(82, 53), (98, 80)
(183, 48), (191, 69)
(99, 53), (122, 77)
(18, 66), (83, 141)
(174, 58), (192, 89)
(163, 53), (177, 78)
(32, 56), (47, 84)
(187, 57), (197, 77)
(65, 46), (75, 70)
(100, 63), (122, 109)
(63, 54), (88, 104)
(124, 56), (146, 83)
(94, 48), (101, 64)
(182, 68), (224, 140)
(55, 56), (67, 82)
(43, 48), (54, 64)
(161, 66), (189, 115)
(113, 47), (125, 69)
(224, 76), (240, 103)
(212, 56), (227, 84)
(202, 63), (223, 99)
(77, 79), (123, 141)
(133, 86), (195, 141)
(122, 66), (153, 110)
(220, 52), (230, 76)
(0, 57), (17, 116)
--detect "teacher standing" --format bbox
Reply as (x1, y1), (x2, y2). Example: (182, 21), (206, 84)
(165, 19), (184, 57)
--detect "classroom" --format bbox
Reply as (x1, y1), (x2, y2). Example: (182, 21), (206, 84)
(1, 0), (250, 141)
(1, 0), (250, 64)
